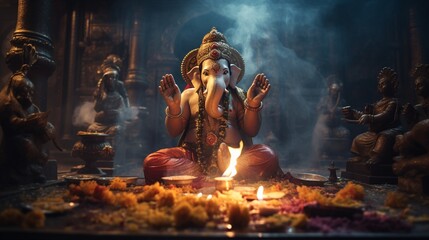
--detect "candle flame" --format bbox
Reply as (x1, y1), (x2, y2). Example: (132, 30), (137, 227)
(207, 194), (212, 200)
(257, 186), (264, 201)
(197, 192), (202, 198)
(221, 141), (243, 178)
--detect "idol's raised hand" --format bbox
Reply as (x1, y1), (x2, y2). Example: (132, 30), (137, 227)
(246, 73), (271, 107)
(159, 74), (181, 108)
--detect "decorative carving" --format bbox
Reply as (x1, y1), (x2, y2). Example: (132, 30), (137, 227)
(393, 64), (429, 194)
(341, 67), (402, 185)
(0, 44), (59, 184)
(342, 67), (402, 165)
(71, 132), (114, 175)
(87, 54), (129, 135)
(6, 0), (55, 75)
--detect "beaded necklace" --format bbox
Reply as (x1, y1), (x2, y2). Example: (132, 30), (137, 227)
(195, 87), (229, 175)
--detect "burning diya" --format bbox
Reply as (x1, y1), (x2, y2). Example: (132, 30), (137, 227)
(214, 141), (243, 191)
(214, 176), (234, 191)
(249, 186), (282, 217)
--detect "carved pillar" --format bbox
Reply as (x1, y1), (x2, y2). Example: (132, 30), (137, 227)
(62, 2), (82, 140)
(125, 10), (147, 107)
(408, 4), (422, 69)
(114, 8), (149, 174)
(6, 0), (56, 110)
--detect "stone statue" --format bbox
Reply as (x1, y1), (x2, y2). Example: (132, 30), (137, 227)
(87, 54), (130, 135)
(394, 64), (429, 178)
(0, 44), (58, 184)
(401, 64), (429, 131)
(143, 27), (283, 183)
(312, 75), (350, 160)
(393, 119), (429, 177)
(341, 67), (402, 165)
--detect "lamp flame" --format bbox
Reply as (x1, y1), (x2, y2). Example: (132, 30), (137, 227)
(257, 186), (264, 201)
(221, 141), (243, 178)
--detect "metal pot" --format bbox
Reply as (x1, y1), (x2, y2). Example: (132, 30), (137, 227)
(71, 131), (114, 175)
(288, 172), (328, 186)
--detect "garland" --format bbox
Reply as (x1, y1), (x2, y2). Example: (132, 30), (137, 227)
(195, 87), (229, 175)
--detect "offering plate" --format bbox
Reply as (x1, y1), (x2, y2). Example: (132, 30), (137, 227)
(290, 173), (328, 186)
(162, 175), (197, 186)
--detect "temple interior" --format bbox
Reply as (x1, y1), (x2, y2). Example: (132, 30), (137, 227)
(1, 0), (428, 176)
(1, 0), (429, 238)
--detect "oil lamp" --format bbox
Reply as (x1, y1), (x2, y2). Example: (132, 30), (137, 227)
(255, 185), (280, 217)
(214, 141), (243, 191)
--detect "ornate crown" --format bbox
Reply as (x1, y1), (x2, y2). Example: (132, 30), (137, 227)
(378, 67), (397, 81)
(181, 27), (245, 86)
(8, 44), (37, 93)
(378, 67), (398, 91)
(98, 54), (122, 76)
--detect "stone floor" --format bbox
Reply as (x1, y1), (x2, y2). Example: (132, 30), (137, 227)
(1, 163), (429, 239)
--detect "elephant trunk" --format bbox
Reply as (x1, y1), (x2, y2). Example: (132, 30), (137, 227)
(205, 77), (226, 119)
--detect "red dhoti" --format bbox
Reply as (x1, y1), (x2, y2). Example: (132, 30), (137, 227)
(143, 144), (282, 184)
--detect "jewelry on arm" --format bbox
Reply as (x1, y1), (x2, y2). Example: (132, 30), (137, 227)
(244, 99), (263, 112)
(165, 106), (183, 119)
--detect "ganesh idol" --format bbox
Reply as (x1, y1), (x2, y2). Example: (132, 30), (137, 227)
(143, 27), (284, 184)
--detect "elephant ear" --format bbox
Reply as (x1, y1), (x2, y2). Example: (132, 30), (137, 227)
(187, 65), (201, 90)
(229, 64), (242, 89)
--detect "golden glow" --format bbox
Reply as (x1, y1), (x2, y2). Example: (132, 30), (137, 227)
(257, 185), (264, 201)
(221, 141), (243, 178)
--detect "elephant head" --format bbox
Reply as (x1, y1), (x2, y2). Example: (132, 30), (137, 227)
(187, 59), (242, 119)
(181, 27), (245, 119)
